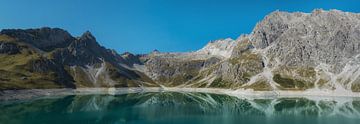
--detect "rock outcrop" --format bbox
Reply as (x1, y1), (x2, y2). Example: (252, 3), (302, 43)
(248, 9), (360, 91)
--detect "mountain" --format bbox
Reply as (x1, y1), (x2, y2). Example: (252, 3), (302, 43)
(142, 9), (360, 92)
(0, 28), (156, 90)
(1, 9), (360, 92)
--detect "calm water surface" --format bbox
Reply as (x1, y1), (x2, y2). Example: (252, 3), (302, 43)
(1, 92), (360, 124)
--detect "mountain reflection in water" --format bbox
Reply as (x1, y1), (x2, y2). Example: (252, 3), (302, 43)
(1, 92), (360, 124)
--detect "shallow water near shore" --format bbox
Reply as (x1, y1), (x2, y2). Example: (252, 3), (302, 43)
(1, 92), (360, 124)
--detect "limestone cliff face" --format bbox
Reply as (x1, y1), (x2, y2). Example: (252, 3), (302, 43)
(252, 9), (360, 70)
(248, 9), (360, 91)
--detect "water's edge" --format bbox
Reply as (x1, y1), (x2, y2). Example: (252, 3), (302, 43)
(1, 87), (360, 101)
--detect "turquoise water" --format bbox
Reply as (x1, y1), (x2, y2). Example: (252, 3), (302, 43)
(1, 92), (360, 124)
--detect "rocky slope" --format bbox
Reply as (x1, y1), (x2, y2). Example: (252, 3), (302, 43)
(1, 9), (360, 92)
(247, 9), (360, 92)
(141, 9), (360, 92)
(0, 28), (156, 90)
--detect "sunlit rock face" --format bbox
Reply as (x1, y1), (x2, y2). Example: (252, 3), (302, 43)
(1, 93), (360, 123)
(197, 38), (237, 59)
(139, 9), (360, 92)
(252, 9), (360, 68)
(248, 9), (360, 91)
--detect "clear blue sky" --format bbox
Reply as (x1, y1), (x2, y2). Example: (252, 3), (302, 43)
(1, 0), (360, 54)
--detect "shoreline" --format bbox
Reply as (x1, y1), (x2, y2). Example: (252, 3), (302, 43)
(1, 87), (360, 101)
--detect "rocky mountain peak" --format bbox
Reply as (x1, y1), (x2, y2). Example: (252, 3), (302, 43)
(251, 9), (360, 48)
(197, 38), (237, 58)
(0, 27), (74, 51)
(71, 31), (102, 51)
(311, 8), (325, 15)
(151, 49), (160, 54)
(80, 31), (96, 41)
(120, 52), (143, 66)
(121, 52), (134, 58)
(245, 9), (360, 91)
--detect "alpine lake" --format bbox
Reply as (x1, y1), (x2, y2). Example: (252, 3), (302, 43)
(1, 91), (360, 124)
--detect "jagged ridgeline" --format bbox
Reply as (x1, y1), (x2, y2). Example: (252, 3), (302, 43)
(1, 9), (360, 92)
(0, 28), (156, 89)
